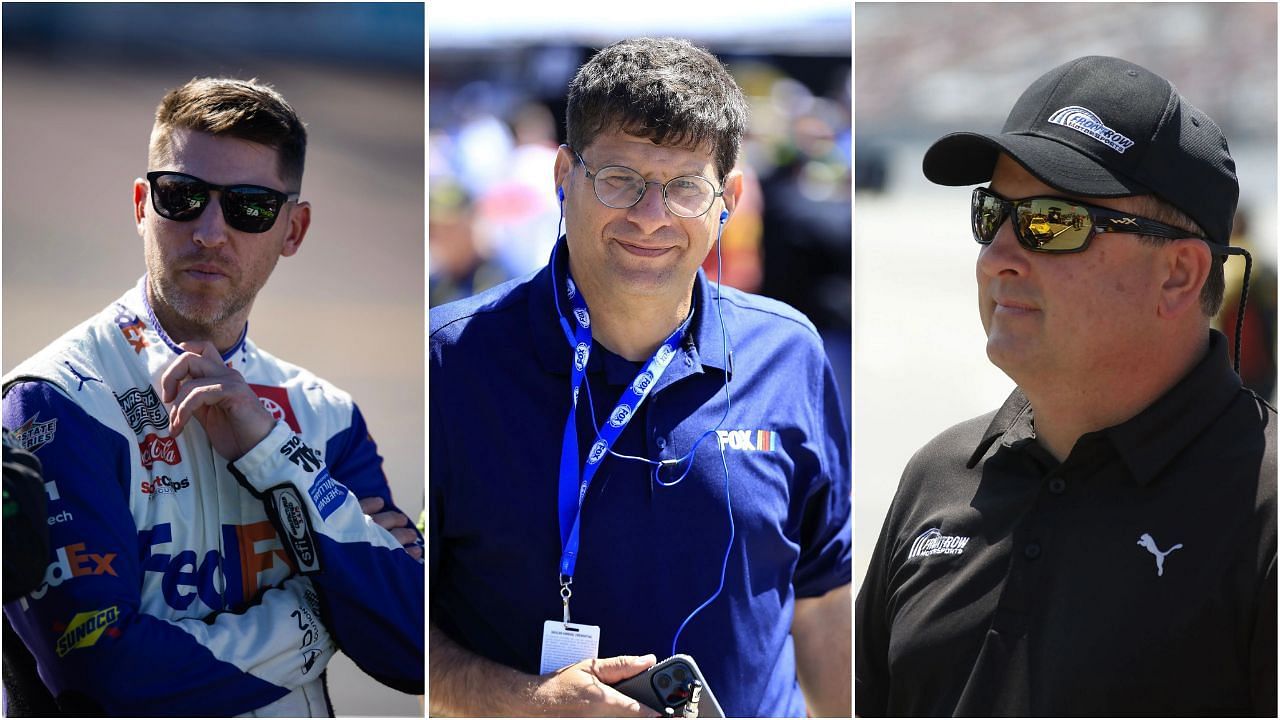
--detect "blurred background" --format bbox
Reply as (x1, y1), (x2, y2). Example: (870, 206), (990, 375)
(2, 3), (423, 715)
(854, 2), (1278, 590)
(428, 1), (854, 431)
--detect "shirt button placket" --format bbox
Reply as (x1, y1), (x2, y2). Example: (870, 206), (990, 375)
(1024, 542), (1042, 560)
(1048, 477), (1066, 495)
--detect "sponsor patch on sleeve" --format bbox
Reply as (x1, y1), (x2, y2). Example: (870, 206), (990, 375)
(307, 468), (349, 521)
(55, 606), (120, 656)
(268, 485), (322, 574)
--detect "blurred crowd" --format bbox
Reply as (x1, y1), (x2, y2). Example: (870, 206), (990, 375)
(430, 44), (852, 415)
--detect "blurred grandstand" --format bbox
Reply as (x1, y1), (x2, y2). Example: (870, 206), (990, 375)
(854, 3), (1278, 588)
(429, 7), (853, 427)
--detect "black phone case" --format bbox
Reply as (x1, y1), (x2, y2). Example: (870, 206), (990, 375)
(612, 654), (725, 717)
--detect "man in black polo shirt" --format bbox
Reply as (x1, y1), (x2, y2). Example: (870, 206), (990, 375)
(855, 56), (1277, 716)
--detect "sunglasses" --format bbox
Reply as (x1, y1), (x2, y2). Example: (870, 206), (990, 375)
(147, 171), (299, 234)
(971, 186), (1203, 253)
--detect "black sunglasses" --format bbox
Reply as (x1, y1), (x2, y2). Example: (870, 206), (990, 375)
(147, 171), (299, 234)
(971, 186), (1203, 253)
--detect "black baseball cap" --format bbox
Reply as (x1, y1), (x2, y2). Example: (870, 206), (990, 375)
(923, 55), (1239, 246)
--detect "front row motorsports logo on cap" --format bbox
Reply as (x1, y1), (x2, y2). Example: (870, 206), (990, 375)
(1047, 106), (1135, 154)
(908, 527), (970, 559)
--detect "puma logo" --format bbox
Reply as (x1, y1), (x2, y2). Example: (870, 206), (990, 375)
(1136, 533), (1183, 577)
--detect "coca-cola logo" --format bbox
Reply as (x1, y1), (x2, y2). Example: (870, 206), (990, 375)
(139, 434), (182, 469)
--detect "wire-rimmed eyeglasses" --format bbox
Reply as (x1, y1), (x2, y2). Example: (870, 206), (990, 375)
(572, 149), (723, 218)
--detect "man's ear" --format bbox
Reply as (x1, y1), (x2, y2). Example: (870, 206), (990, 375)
(133, 178), (148, 236)
(1157, 238), (1212, 319)
(553, 144), (576, 201)
(280, 202), (311, 258)
(721, 168), (744, 217)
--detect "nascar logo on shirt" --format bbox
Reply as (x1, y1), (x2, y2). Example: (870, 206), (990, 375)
(139, 433), (182, 468)
(115, 386), (170, 435)
(112, 304), (149, 353)
(19, 542), (119, 611)
(13, 413), (57, 453)
(715, 429), (779, 452)
(54, 606), (120, 657)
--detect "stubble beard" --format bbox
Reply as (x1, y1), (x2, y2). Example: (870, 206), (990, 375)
(147, 264), (254, 339)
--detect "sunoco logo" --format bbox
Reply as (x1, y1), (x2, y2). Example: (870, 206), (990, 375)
(1047, 106), (1135, 154)
(908, 528), (970, 559)
(574, 307), (590, 329)
(608, 404), (632, 427)
(574, 343), (590, 372)
(55, 606), (120, 657)
(587, 440), (607, 465)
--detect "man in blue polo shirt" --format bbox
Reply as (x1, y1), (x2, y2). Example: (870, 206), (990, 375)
(429, 38), (851, 717)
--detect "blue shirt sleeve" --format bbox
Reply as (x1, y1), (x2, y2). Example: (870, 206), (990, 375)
(2, 381), (335, 716)
(792, 351), (853, 598)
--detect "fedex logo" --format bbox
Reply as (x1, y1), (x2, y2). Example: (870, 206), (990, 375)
(19, 543), (118, 611)
(140, 522), (296, 612)
(112, 305), (149, 354)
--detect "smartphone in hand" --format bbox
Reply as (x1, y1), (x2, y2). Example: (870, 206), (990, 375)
(612, 654), (724, 717)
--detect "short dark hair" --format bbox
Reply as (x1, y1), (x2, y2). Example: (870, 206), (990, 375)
(566, 38), (747, 181)
(149, 77), (307, 190)
(1134, 194), (1224, 317)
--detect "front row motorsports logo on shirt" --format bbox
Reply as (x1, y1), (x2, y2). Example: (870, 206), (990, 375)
(908, 528), (970, 560)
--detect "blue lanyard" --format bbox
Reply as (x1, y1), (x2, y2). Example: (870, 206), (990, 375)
(555, 266), (691, 614)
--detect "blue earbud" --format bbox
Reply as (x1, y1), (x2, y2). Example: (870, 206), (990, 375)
(557, 186), (565, 203)
(719, 209), (729, 226)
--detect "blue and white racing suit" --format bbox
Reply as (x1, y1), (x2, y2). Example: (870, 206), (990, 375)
(2, 278), (424, 716)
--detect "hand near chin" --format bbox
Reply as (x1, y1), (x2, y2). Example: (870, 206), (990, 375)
(161, 340), (275, 461)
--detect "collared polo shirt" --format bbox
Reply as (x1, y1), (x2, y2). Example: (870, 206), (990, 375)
(856, 331), (1277, 717)
(430, 238), (851, 718)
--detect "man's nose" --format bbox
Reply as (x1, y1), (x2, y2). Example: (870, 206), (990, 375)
(976, 218), (1029, 278)
(191, 193), (230, 248)
(625, 181), (675, 232)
